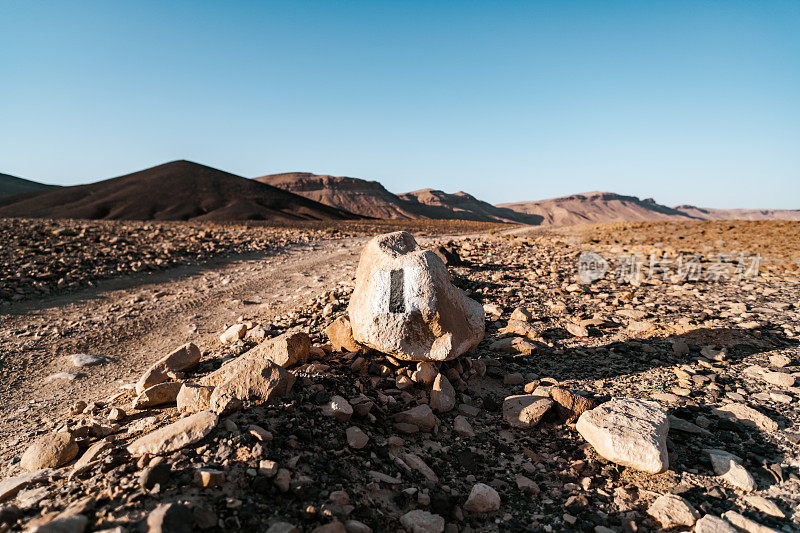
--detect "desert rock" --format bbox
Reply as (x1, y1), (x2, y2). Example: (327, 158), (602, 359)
(238, 331), (310, 369)
(20, 432), (79, 472)
(176, 383), (214, 413)
(127, 410), (218, 456)
(132, 381), (183, 409)
(348, 232), (484, 361)
(646, 494), (700, 528)
(576, 398), (669, 474)
(136, 343), (201, 394)
(430, 373), (455, 413)
(463, 482), (500, 512)
(325, 316), (362, 353)
(399, 510), (445, 533)
(503, 395), (553, 428)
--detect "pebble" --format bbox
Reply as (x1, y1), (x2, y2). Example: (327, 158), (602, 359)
(463, 482), (500, 512)
(346, 426), (369, 449)
(399, 510), (445, 533)
(323, 396), (354, 422)
(453, 416), (475, 437)
(430, 374), (456, 413)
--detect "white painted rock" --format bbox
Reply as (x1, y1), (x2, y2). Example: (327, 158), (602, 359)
(348, 232), (484, 361)
(463, 482), (500, 512)
(647, 494), (700, 528)
(127, 410), (218, 455)
(576, 398), (669, 474)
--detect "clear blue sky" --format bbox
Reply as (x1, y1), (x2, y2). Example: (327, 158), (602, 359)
(2, 1), (798, 208)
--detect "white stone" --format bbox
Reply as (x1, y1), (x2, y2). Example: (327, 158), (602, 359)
(576, 398), (669, 474)
(348, 232), (484, 361)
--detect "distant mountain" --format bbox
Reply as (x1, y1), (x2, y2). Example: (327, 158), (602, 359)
(258, 172), (541, 224)
(256, 172), (418, 219)
(673, 205), (800, 221)
(0, 173), (58, 197)
(498, 191), (697, 226)
(0, 160), (360, 222)
(398, 188), (542, 224)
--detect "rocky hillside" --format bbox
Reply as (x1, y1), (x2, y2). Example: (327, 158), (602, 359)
(674, 205), (800, 221)
(258, 174), (542, 224)
(255, 173), (416, 220)
(498, 191), (697, 226)
(397, 188), (543, 225)
(0, 161), (360, 222)
(0, 172), (57, 197)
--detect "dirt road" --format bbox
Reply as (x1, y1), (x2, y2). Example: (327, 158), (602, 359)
(0, 236), (369, 456)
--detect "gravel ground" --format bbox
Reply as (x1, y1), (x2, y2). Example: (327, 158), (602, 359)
(0, 221), (798, 533)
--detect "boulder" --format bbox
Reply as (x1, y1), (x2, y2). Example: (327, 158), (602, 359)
(325, 316), (363, 353)
(20, 432), (78, 472)
(176, 383), (214, 413)
(576, 398), (669, 474)
(127, 410), (218, 455)
(463, 483), (500, 512)
(348, 232), (484, 361)
(237, 331), (310, 369)
(502, 395), (553, 428)
(136, 343), (201, 394)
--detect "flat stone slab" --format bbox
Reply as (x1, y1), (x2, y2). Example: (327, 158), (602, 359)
(576, 398), (669, 474)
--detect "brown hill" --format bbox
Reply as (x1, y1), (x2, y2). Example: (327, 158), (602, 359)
(497, 191), (697, 226)
(0, 173), (58, 197)
(258, 173), (541, 224)
(256, 172), (418, 219)
(398, 188), (542, 224)
(0, 161), (360, 222)
(673, 205), (800, 221)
